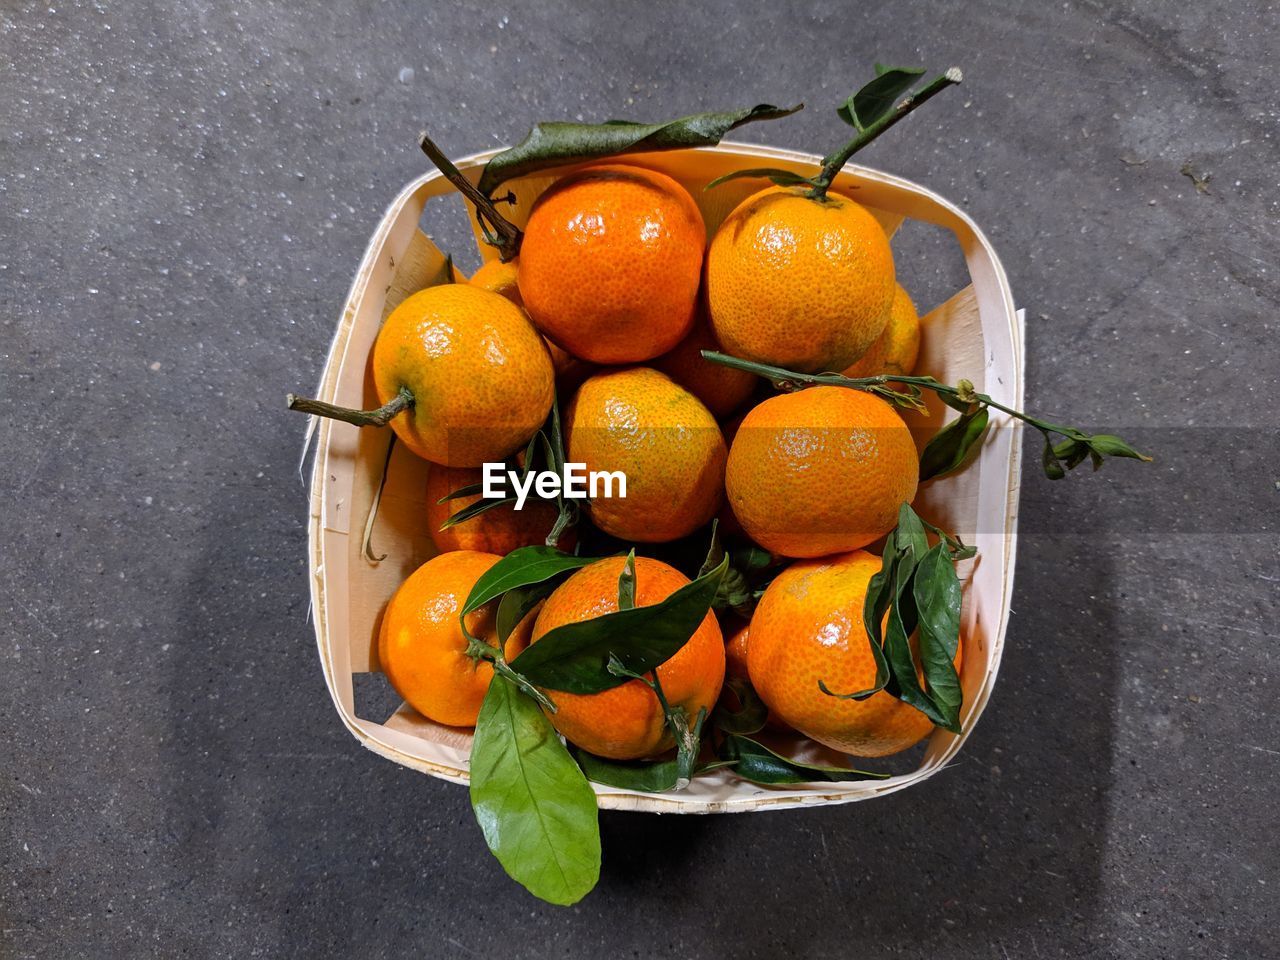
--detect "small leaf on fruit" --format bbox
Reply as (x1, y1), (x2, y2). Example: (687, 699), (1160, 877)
(510, 555), (729, 694)
(912, 543), (964, 730)
(462, 545), (597, 617)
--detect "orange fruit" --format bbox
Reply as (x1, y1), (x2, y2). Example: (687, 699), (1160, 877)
(652, 306), (757, 418)
(378, 550), (532, 728)
(842, 282), (920, 378)
(724, 621), (752, 680)
(470, 258), (595, 392)
(469, 257), (520, 301)
(372, 284), (553, 466)
(518, 164), (706, 364)
(530, 556), (725, 760)
(725, 386), (918, 558)
(425, 465), (571, 555)
(565, 367), (726, 542)
(747, 550), (959, 757)
(706, 186), (895, 373)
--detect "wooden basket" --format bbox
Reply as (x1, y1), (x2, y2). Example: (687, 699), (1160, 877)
(303, 142), (1024, 814)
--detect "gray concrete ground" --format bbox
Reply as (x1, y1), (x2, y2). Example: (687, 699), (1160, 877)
(2, 1), (1277, 957)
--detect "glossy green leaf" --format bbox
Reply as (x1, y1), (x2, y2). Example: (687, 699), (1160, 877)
(539, 394), (579, 546)
(477, 104), (802, 195)
(919, 405), (990, 481)
(434, 480), (486, 504)
(510, 555), (729, 694)
(895, 501), (929, 563)
(912, 542), (963, 731)
(879, 549), (942, 724)
(704, 167), (815, 190)
(462, 545), (597, 617)
(495, 579), (557, 644)
(730, 545), (775, 574)
(469, 675), (601, 905)
(845, 529), (897, 698)
(839, 66), (925, 129)
(571, 748), (681, 793)
(711, 676), (769, 736)
(440, 495), (515, 530)
(719, 735), (888, 785)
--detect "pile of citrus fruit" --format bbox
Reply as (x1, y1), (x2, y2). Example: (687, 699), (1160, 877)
(289, 65), (1148, 905)
(374, 152), (939, 759)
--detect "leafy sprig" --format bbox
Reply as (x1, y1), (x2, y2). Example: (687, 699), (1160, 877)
(817, 503), (970, 733)
(700, 351), (1152, 481)
(705, 64), (962, 198)
(456, 532), (729, 904)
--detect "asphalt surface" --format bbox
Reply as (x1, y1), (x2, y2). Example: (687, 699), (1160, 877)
(3, 2), (1277, 957)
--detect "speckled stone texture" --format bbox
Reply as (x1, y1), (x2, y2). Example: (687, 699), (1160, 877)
(2, 2), (1277, 958)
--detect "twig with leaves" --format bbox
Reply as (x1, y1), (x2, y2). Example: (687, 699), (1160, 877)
(701, 351), (1151, 481)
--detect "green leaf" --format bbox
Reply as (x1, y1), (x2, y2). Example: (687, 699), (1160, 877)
(440, 495), (515, 530)
(939, 391), (975, 414)
(1042, 435), (1067, 480)
(477, 103), (803, 196)
(434, 480), (486, 504)
(539, 394), (579, 546)
(919, 516), (978, 562)
(1086, 434), (1152, 463)
(919, 406), (990, 481)
(510, 555), (729, 694)
(617, 550), (637, 611)
(879, 551), (940, 722)
(711, 676), (769, 736)
(469, 675), (601, 905)
(895, 501), (929, 563)
(730, 545), (775, 574)
(912, 543), (963, 731)
(462, 545), (597, 618)
(1053, 436), (1090, 470)
(704, 167), (815, 190)
(571, 747), (681, 793)
(495, 580), (558, 644)
(698, 519), (726, 579)
(719, 735), (888, 785)
(840, 66), (926, 129)
(846, 529), (897, 698)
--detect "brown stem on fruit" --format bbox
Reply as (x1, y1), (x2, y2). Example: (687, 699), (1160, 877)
(286, 386), (413, 428)
(808, 67), (963, 200)
(418, 130), (523, 262)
